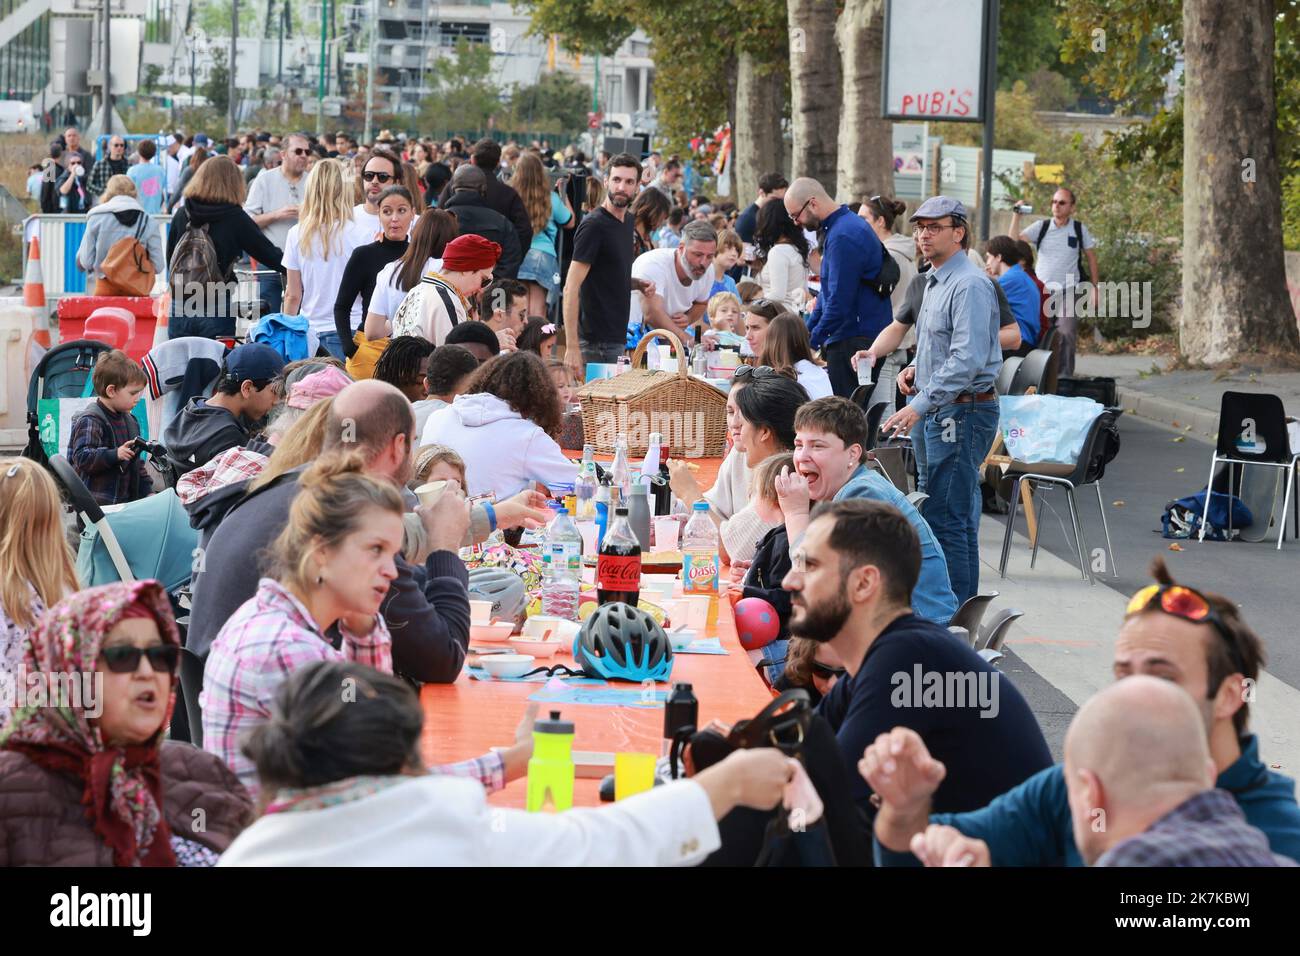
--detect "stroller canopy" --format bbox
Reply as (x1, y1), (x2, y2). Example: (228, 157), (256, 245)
(76, 488), (199, 592)
(27, 339), (114, 417)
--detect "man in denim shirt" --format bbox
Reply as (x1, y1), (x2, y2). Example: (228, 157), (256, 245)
(882, 197), (1001, 604)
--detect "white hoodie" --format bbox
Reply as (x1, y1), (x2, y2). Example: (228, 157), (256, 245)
(420, 392), (577, 499)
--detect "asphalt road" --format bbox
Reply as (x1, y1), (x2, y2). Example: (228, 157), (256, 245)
(992, 413), (1300, 692)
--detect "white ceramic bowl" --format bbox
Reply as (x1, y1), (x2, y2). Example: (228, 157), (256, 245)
(480, 653), (536, 678)
(470, 621), (516, 643)
(509, 636), (563, 659)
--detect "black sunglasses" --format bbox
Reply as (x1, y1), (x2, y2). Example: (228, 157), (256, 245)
(732, 364), (775, 380)
(100, 644), (180, 675)
(810, 661), (848, 680)
(289, 147), (310, 156)
(362, 171), (394, 183)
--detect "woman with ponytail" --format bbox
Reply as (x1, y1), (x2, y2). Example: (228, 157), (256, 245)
(202, 452), (404, 794)
(202, 452), (532, 798)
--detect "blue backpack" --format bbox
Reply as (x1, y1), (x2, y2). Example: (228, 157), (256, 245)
(1162, 490), (1253, 541)
(252, 313), (313, 362)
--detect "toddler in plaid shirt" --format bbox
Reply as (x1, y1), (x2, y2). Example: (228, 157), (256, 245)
(68, 349), (151, 506)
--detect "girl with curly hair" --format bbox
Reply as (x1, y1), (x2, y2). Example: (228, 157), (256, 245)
(419, 351), (577, 499)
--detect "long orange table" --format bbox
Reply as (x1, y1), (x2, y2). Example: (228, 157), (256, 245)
(419, 595), (772, 807)
(417, 453), (772, 807)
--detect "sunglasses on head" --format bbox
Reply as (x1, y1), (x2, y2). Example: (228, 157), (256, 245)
(363, 170), (394, 183)
(1126, 584), (1245, 673)
(99, 644), (180, 675)
(732, 364), (775, 380)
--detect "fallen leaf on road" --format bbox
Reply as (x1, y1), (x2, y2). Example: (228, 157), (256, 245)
(1172, 436), (1185, 443)
(1171, 420), (1181, 427)
(1168, 543), (1185, 551)
(1184, 424), (1193, 430)
(1112, 501), (1125, 507)
(1272, 764), (1283, 770)
(1175, 467), (1185, 472)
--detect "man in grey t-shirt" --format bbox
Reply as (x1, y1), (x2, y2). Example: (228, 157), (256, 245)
(1010, 187), (1098, 376)
(243, 131), (310, 314)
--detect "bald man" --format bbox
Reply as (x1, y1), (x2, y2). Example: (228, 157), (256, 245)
(861, 563), (1300, 865)
(783, 178), (893, 397)
(903, 676), (1292, 866)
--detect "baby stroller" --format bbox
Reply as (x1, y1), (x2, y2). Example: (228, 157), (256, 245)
(47, 454), (201, 741)
(24, 338), (184, 489)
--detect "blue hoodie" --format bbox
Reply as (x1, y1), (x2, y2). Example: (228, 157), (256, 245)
(807, 205), (893, 350)
(832, 465), (958, 623)
(876, 734), (1300, 866)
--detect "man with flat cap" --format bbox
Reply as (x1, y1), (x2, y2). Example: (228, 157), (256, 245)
(882, 196), (1001, 605)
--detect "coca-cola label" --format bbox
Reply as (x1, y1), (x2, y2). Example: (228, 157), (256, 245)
(683, 552), (718, 593)
(597, 553), (641, 591)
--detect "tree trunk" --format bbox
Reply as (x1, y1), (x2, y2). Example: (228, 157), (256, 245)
(734, 50), (784, 207)
(788, 0), (841, 195)
(1182, 0), (1300, 365)
(836, 0), (893, 205)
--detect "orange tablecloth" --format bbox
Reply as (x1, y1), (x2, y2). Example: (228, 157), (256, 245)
(419, 594), (771, 807)
(419, 454), (760, 807)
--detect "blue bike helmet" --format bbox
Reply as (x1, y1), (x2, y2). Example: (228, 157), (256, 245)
(574, 602), (674, 683)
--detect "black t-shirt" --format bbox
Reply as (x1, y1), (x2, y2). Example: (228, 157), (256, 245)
(571, 206), (635, 344)
(816, 612), (1052, 816)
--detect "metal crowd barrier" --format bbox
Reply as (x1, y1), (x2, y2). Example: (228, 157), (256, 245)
(23, 214), (174, 299)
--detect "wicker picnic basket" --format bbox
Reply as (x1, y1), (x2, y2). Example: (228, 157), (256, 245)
(576, 330), (728, 458)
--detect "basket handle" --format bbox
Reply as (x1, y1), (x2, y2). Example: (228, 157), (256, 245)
(630, 329), (690, 379)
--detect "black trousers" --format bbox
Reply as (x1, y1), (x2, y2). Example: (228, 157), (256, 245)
(823, 336), (875, 398)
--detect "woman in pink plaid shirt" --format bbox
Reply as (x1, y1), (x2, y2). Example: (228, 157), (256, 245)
(203, 452), (525, 800)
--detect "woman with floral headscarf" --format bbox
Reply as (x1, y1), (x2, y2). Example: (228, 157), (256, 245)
(0, 581), (253, 866)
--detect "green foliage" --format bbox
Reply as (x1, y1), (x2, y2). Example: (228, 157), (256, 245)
(516, 0), (790, 152)
(197, 0), (263, 39)
(931, 83), (1061, 154)
(417, 39), (506, 136)
(509, 72), (592, 134)
(1284, 171), (1300, 251)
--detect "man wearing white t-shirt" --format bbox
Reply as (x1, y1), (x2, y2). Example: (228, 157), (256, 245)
(245, 132), (312, 314)
(352, 147), (404, 238)
(1009, 187), (1098, 377)
(632, 219), (718, 346)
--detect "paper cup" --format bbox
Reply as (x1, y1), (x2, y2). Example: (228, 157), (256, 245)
(415, 480), (448, 508)
(653, 516), (680, 551)
(576, 519), (599, 556)
(523, 615), (566, 640)
(676, 595), (710, 631)
(469, 600), (493, 625)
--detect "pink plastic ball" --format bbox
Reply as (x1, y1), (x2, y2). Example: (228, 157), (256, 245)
(734, 597), (780, 650)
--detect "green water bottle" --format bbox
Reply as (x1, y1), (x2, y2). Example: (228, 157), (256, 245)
(526, 710), (575, 813)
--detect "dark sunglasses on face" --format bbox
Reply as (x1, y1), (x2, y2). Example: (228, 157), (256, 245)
(100, 644), (180, 675)
(363, 171), (394, 183)
(811, 661), (848, 680)
(289, 147), (310, 156)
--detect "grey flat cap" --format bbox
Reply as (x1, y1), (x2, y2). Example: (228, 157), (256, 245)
(910, 196), (968, 221)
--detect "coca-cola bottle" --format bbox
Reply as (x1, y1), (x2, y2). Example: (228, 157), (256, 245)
(597, 506), (642, 607)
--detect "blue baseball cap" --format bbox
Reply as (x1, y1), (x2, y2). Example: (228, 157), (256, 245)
(910, 196), (968, 222)
(225, 343), (285, 383)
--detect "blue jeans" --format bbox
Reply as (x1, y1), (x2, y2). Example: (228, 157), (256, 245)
(580, 339), (626, 365)
(919, 401), (999, 605)
(258, 271), (283, 317)
(317, 331), (346, 359)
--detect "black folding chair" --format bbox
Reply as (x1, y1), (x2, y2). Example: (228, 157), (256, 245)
(995, 356), (1022, 396)
(1200, 391), (1300, 551)
(1010, 348), (1057, 396)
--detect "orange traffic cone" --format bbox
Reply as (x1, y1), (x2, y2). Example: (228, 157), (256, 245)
(23, 235), (50, 348)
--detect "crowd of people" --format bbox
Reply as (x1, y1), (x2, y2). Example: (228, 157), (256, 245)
(3, 120), (1294, 871)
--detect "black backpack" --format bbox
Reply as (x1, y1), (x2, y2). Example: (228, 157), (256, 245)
(864, 248), (902, 299)
(1035, 218), (1087, 282)
(169, 221), (228, 300)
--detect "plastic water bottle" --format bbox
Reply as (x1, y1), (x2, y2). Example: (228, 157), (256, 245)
(627, 482), (652, 553)
(682, 501), (720, 627)
(541, 507), (583, 621)
(575, 460), (598, 520)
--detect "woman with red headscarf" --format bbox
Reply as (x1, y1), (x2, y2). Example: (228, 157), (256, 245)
(375, 233), (502, 347)
(0, 581), (253, 866)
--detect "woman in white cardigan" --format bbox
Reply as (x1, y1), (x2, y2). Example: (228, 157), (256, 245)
(219, 661), (801, 866)
(420, 350), (577, 499)
(754, 200), (811, 314)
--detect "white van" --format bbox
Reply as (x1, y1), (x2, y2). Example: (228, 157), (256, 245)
(0, 101), (36, 134)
